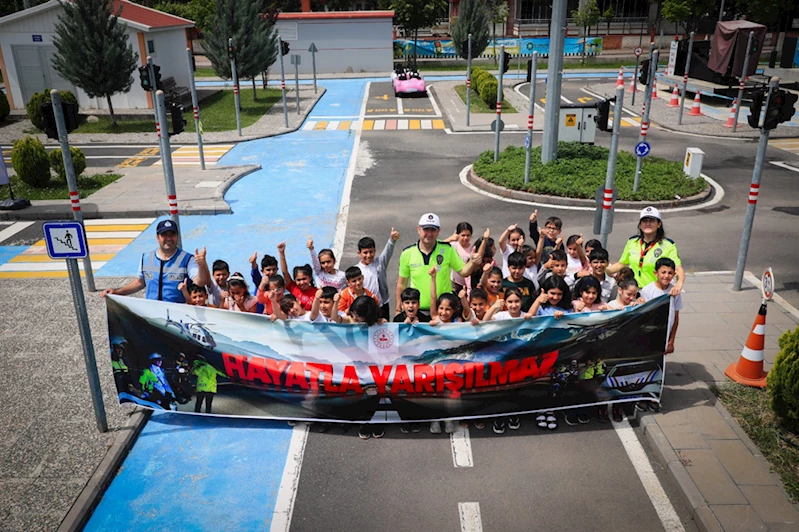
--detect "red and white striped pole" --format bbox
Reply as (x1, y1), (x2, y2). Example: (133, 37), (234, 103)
(494, 45), (506, 162)
(599, 84), (625, 248)
(523, 52), (538, 184)
(186, 47), (205, 170)
(155, 89), (183, 248)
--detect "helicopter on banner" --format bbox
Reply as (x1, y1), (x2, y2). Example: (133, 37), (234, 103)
(164, 309), (217, 349)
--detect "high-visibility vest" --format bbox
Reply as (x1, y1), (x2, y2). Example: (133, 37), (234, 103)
(141, 249), (192, 303)
(582, 364), (595, 380)
(595, 361), (606, 376)
(111, 359), (128, 373)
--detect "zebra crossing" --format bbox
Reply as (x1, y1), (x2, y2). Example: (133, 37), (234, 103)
(153, 144), (234, 167)
(768, 138), (799, 156)
(302, 119), (446, 132)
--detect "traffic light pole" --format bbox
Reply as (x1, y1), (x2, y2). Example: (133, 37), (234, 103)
(51, 90), (95, 292)
(541, 0), (567, 164)
(186, 48), (205, 170)
(633, 48), (658, 193)
(278, 36), (289, 128)
(294, 58), (300, 115)
(600, 85), (625, 249)
(466, 33), (472, 127)
(229, 38), (242, 136)
(494, 45), (505, 162)
(147, 56), (167, 175)
(734, 77), (778, 291)
(732, 31), (755, 133)
(524, 52), (538, 184)
(155, 90), (182, 248)
(677, 32), (694, 125)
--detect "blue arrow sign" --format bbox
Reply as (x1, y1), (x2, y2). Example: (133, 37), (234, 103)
(524, 133), (531, 149)
(43, 221), (87, 259)
(635, 141), (651, 157)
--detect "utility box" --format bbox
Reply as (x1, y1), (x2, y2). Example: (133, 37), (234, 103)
(558, 104), (597, 144)
(684, 147), (704, 178)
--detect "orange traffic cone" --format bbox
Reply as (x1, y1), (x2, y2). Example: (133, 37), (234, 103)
(725, 304), (768, 388)
(689, 92), (703, 116)
(628, 74), (637, 93)
(616, 67), (624, 87)
(723, 99), (738, 128)
(667, 86), (680, 107)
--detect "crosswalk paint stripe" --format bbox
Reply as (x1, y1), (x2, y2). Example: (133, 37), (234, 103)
(22, 244), (126, 255)
(373, 120), (385, 131)
(350, 120), (360, 130)
(314, 121), (328, 130)
(84, 218), (154, 225)
(362, 120), (374, 130)
(0, 221), (34, 242)
(0, 261), (107, 272)
(84, 224), (150, 232)
(32, 237), (133, 246)
(338, 121), (351, 130)
(327, 120), (340, 130)
(0, 271), (78, 278)
(409, 119), (421, 130)
(421, 120), (432, 130)
(386, 119), (397, 130)
(303, 121), (316, 131)
(432, 119), (445, 129)
(9, 253), (116, 263)
(398, 120), (409, 130)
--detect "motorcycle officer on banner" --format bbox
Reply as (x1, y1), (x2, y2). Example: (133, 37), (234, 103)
(100, 220), (209, 303)
(139, 353), (177, 410)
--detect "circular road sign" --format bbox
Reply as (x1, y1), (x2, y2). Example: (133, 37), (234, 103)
(634, 47), (643, 57)
(634, 141), (651, 157)
(762, 268), (775, 301)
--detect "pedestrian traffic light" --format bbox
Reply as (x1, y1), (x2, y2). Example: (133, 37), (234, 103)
(781, 91), (798, 123)
(138, 65), (151, 91)
(170, 102), (186, 135)
(761, 89), (797, 130)
(502, 51), (511, 74)
(281, 41), (290, 56)
(227, 43), (235, 60)
(639, 59), (650, 85)
(152, 64), (162, 91)
(748, 89), (765, 128)
(461, 39), (469, 56)
(594, 98), (612, 132)
(39, 101), (78, 140)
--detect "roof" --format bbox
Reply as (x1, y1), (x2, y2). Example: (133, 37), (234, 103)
(0, 0), (194, 31)
(277, 10), (394, 21)
(717, 20), (766, 31)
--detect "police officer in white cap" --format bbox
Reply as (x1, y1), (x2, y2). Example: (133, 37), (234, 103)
(101, 219), (209, 303)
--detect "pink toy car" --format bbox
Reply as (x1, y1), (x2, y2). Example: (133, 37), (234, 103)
(391, 67), (426, 97)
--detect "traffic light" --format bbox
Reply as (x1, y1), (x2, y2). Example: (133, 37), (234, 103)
(461, 39), (469, 56)
(747, 89), (765, 128)
(639, 59), (650, 85)
(39, 101), (79, 140)
(138, 65), (151, 91)
(781, 91), (798, 124)
(760, 89), (797, 130)
(594, 98), (611, 132)
(170, 102), (186, 135)
(281, 41), (290, 56)
(501, 51), (511, 74)
(152, 64), (162, 91)
(227, 42), (235, 60)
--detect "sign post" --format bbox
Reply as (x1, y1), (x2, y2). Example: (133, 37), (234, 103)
(466, 33), (472, 127)
(634, 48), (658, 192)
(732, 32), (755, 132)
(599, 85), (625, 248)
(278, 36), (289, 127)
(308, 43), (318, 94)
(494, 45), (505, 162)
(185, 48), (205, 170)
(155, 90), (182, 247)
(632, 46), (643, 106)
(291, 54), (301, 114)
(761, 268), (775, 303)
(43, 221), (107, 433)
(228, 38), (242, 136)
(524, 52), (538, 184)
(678, 32), (695, 125)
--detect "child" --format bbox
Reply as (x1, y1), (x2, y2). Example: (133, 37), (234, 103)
(467, 287), (490, 323)
(468, 235), (497, 292)
(311, 287), (344, 323)
(186, 283), (216, 308)
(520, 244), (540, 288)
(339, 266), (379, 315)
(572, 276), (609, 313)
(641, 257), (682, 355)
(484, 287), (525, 321)
(393, 287), (431, 323)
(192, 357), (227, 414)
(272, 294), (310, 321)
(428, 266), (462, 435)
(250, 253), (279, 314)
(564, 234), (589, 277)
(206, 259), (229, 307)
(527, 275), (572, 319)
(501, 252), (537, 313)
(356, 229), (400, 320)
(348, 295), (383, 326)
(499, 224), (526, 277)
(531, 214), (564, 264)
(584, 239), (603, 256)
(277, 242), (317, 310)
(445, 222), (474, 293)
(538, 249), (569, 286)
(256, 274), (286, 316)
(574, 248), (616, 303)
(308, 238), (347, 290)
(221, 273), (257, 313)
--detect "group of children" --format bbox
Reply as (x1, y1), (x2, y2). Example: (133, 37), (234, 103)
(176, 209), (682, 440)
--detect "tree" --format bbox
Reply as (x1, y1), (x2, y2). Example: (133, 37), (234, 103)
(485, 0), (509, 64)
(51, 0), (138, 127)
(572, 0), (600, 64)
(154, 0), (214, 32)
(602, 6), (614, 32)
(450, 0), (490, 59)
(661, 0), (714, 33)
(204, 0), (278, 100)
(391, 0), (447, 68)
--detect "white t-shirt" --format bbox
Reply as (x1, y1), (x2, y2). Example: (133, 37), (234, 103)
(206, 281), (224, 307)
(290, 312), (329, 323)
(493, 311), (523, 321)
(565, 254), (586, 277)
(641, 282), (683, 348)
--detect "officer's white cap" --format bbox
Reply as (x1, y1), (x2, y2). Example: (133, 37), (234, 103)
(418, 213), (440, 229)
(639, 206), (661, 221)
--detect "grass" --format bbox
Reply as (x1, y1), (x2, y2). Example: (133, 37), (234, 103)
(62, 88), (281, 134)
(0, 172), (122, 201)
(193, 66), (217, 77)
(454, 84), (517, 114)
(473, 142), (707, 202)
(714, 382), (799, 501)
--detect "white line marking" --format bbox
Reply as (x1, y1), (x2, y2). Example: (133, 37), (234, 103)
(0, 221), (33, 242)
(0, 261), (107, 271)
(514, 84), (545, 114)
(450, 425), (473, 467)
(269, 423), (310, 532)
(307, 115), (358, 120)
(458, 502), (483, 532)
(398, 119), (409, 130)
(421, 120), (432, 130)
(769, 161), (799, 173)
(560, 94), (573, 104)
(427, 86), (443, 117)
(327, 120), (340, 130)
(373, 119), (385, 130)
(84, 218), (155, 225)
(302, 121), (316, 131)
(613, 417), (686, 532)
(366, 114), (436, 119)
(397, 96), (404, 115)
(743, 271), (799, 322)
(84, 231), (142, 238)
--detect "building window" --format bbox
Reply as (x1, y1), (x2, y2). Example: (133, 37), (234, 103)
(147, 39), (155, 54)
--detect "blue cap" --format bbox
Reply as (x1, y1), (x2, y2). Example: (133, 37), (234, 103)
(156, 219), (178, 235)
(149, 353), (163, 360)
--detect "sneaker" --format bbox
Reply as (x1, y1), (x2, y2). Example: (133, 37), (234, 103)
(597, 406), (609, 423)
(635, 401), (648, 412)
(444, 420), (456, 434)
(508, 416), (520, 430)
(577, 411), (590, 424)
(612, 405), (624, 423)
(430, 421), (442, 434)
(474, 420), (486, 430)
(536, 414), (547, 429)
(400, 424), (412, 434)
(563, 411), (578, 426)
(493, 419), (506, 434)
(460, 420), (470, 428)
(649, 402), (661, 412)
(358, 425), (371, 440)
(411, 423), (422, 433)
(546, 413), (558, 430)
(372, 427), (385, 439)
(287, 420), (298, 426)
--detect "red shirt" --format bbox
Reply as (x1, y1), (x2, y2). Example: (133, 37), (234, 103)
(287, 280), (317, 311)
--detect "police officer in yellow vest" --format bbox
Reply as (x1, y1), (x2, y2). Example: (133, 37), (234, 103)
(110, 337), (138, 395)
(100, 220), (210, 303)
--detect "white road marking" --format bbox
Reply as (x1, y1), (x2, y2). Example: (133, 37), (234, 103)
(84, 218), (155, 225)
(427, 84), (443, 117)
(513, 84), (545, 114)
(450, 425), (473, 467)
(743, 271), (799, 322)
(269, 423), (310, 532)
(398, 119), (409, 130)
(560, 94), (573, 104)
(769, 161), (799, 173)
(422, 120), (432, 130)
(0, 221), (34, 243)
(397, 96), (404, 115)
(373, 119), (386, 131)
(302, 121), (316, 131)
(327, 120), (340, 130)
(0, 261), (107, 271)
(613, 416), (686, 532)
(307, 115), (358, 120)
(458, 502), (483, 532)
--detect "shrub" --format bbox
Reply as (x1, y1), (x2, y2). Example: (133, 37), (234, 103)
(26, 89), (78, 131)
(768, 325), (799, 433)
(481, 77), (498, 108)
(0, 90), (9, 122)
(48, 147), (86, 182)
(11, 137), (50, 188)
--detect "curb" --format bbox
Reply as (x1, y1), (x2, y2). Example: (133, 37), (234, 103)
(57, 408), (151, 532)
(465, 166), (714, 209)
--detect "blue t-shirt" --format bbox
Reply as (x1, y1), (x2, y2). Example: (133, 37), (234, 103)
(536, 306), (572, 316)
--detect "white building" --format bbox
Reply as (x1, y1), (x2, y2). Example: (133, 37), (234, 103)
(272, 11), (394, 75)
(0, 0), (194, 111)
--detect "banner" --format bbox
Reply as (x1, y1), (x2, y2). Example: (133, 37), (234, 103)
(106, 294), (667, 423)
(393, 37), (603, 59)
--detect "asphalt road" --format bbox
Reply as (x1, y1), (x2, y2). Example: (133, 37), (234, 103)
(3, 143), (200, 168)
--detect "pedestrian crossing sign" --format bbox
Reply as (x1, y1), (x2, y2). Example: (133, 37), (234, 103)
(43, 221), (87, 259)
(565, 114), (576, 127)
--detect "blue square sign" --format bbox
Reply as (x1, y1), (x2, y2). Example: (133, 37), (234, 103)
(43, 221), (88, 259)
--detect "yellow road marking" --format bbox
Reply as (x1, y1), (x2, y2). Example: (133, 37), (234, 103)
(362, 120), (374, 130)
(10, 253), (116, 263)
(409, 120), (421, 130)
(338, 121), (351, 130)
(85, 224), (150, 232)
(432, 120), (445, 129)
(117, 146), (160, 168)
(314, 121), (328, 130)
(32, 238), (134, 246)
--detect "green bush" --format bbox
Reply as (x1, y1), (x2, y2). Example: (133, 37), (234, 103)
(480, 77), (498, 108)
(768, 326), (799, 433)
(11, 137), (50, 188)
(0, 90), (9, 122)
(48, 147), (86, 182)
(26, 89), (78, 131)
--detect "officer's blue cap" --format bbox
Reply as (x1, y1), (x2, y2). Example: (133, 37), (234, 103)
(156, 220), (178, 235)
(149, 353), (163, 360)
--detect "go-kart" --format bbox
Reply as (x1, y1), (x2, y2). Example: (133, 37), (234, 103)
(391, 67), (426, 97)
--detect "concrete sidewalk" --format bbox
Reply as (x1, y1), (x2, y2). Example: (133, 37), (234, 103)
(639, 272), (799, 532)
(431, 80), (539, 132)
